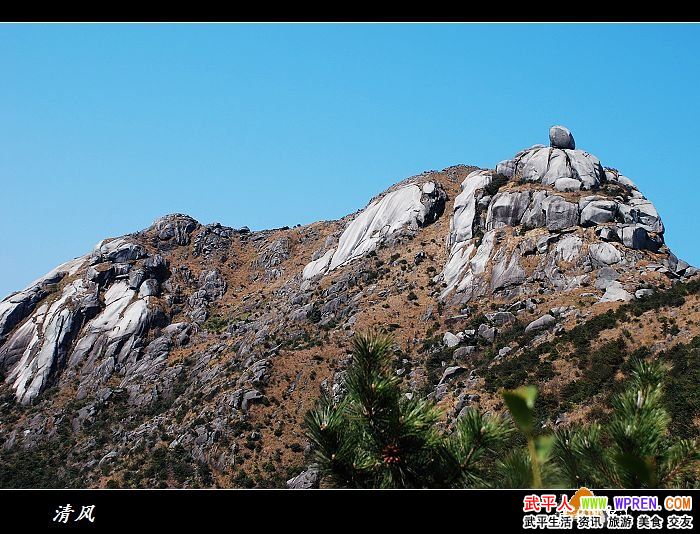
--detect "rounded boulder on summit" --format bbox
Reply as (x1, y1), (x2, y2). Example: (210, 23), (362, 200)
(549, 124), (575, 149)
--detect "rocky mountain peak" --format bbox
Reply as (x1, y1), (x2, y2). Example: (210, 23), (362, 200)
(150, 213), (201, 247)
(497, 126), (602, 190)
(1, 127), (697, 488)
(436, 127), (683, 306)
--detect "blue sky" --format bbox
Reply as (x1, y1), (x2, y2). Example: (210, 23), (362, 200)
(1, 23), (699, 297)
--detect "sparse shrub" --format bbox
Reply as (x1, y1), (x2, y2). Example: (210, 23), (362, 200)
(202, 314), (229, 333)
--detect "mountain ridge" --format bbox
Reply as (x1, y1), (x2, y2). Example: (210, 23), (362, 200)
(1, 126), (698, 488)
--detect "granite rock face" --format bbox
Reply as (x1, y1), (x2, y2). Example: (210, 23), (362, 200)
(441, 126), (674, 305)
(496, 140), (603, 191)
(486, 191), (531, 230)
(303, 180), (446, 279)
(152, 213), (199, 247)
(0, 215), (213, 405)
(0, 256), (87, 342)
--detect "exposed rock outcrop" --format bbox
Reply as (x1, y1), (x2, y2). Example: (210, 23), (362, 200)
(0, 256), (87, 343)
(440, 126), (673, 304)
(303, 180), (445, 279)
(151, 213), (199, 248)
(496, 145), (603, 190)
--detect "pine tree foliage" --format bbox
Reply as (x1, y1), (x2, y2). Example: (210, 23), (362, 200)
(448, 408), (513, 487)
(552, 358), (700, 488)
(305, 331), (511, 488)
(497, 448), (560, 488)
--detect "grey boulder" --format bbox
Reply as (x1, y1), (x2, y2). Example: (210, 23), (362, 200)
(152, 213), (199, 246)
(580, 200), (618, 227)
(139, 279), (160, 298)
(619, 199), (664, 234)
(478, 323), (496, 343)
(594, 266), (620, 290)
(453, 346), (477, 360)
(443, 332), (461, 348)
(485, 311), (516, 326)
(597, 226), (621, 242)
(599, 282), (634, 303)
(525, 314), (556, 333)
(588, 242), (622, 265)
(549, 125), (575, 149)
(543, 196), (579, 231)
(439, 365), (466, 385)
(621, 225), (661, 251)
(287, 466), (320, 489)
(635, 288), (655, 299)
(521, 190), (549, 229)
(486, 191), (531, 230)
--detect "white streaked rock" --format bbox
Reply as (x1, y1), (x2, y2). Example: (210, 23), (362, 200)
(302, 249), (334, 280)
(302, 182), (444, 279)
(448, 230), (497, 300)
(0, 255), (88, 339)
(6, 279), (90, 404)
(449, 171), (493, 248)
(442, 242), (476, 294)
(331, 184), (430, 271)
(440, 171), (498, 300)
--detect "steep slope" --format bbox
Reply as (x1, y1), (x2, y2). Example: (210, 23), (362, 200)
(1, 126), (698, 488)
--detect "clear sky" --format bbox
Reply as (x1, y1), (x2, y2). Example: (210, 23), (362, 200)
(1, 23), (699, 297)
